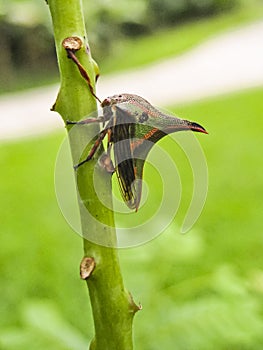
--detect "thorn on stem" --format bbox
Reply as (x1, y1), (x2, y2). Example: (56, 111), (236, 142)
(65, 120), (76, 125)
(128, 292), (142, 314)
(80, 257), (96, 280)
(50, 101), (56, 112)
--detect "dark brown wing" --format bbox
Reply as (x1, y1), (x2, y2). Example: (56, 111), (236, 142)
(111, 106), (140, 210)
(111, 106), (166, 210)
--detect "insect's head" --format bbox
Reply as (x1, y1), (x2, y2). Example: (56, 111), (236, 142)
(101, 94), (128, 107)
(101, 97), (112, 107)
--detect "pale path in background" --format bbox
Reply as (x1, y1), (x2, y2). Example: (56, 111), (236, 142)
(1, 20), (263, 140)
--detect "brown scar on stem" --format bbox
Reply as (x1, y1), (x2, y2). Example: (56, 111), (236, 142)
(62, 36), (83, 51)
(80, 256), (96, 280)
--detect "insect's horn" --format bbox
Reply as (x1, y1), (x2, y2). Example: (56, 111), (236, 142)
(188, 121), (208, 134)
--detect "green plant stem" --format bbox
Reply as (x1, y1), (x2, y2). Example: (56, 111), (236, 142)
(47, 1), (137, 348)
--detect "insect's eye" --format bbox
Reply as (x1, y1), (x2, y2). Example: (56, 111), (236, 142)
(138, 112), (149, 123)
(118, 94), (122, 98)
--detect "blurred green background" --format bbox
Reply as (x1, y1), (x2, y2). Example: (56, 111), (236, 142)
(1, 0), (263, 349)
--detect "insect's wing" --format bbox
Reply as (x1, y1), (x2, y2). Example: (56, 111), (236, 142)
(112, 105), (169, 211)
(112, 106), (139, 210)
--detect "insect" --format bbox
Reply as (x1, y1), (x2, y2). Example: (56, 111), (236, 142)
(66, 47), (208, 211)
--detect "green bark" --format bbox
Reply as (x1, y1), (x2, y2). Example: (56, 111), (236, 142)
(47, 1), (138, 348)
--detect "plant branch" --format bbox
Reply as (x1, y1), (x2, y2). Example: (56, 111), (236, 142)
(47, 1), (139, 348)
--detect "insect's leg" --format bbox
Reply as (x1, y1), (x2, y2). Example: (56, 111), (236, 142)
(98, 129), (115, 172)
(98, 151), (115, 173)
(100, 131), (115, 173)
(105, 129), (112, 152)
(66, 116), (105, 125)
(74, 129), (108, 170)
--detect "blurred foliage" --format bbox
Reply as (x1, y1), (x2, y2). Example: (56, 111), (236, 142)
(0, 0), (252, 93)
(147, 0), (239, 26)
(1, 87), (263, 348)
(0, 19), (58, 92)
(0, 301), (87, 350)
